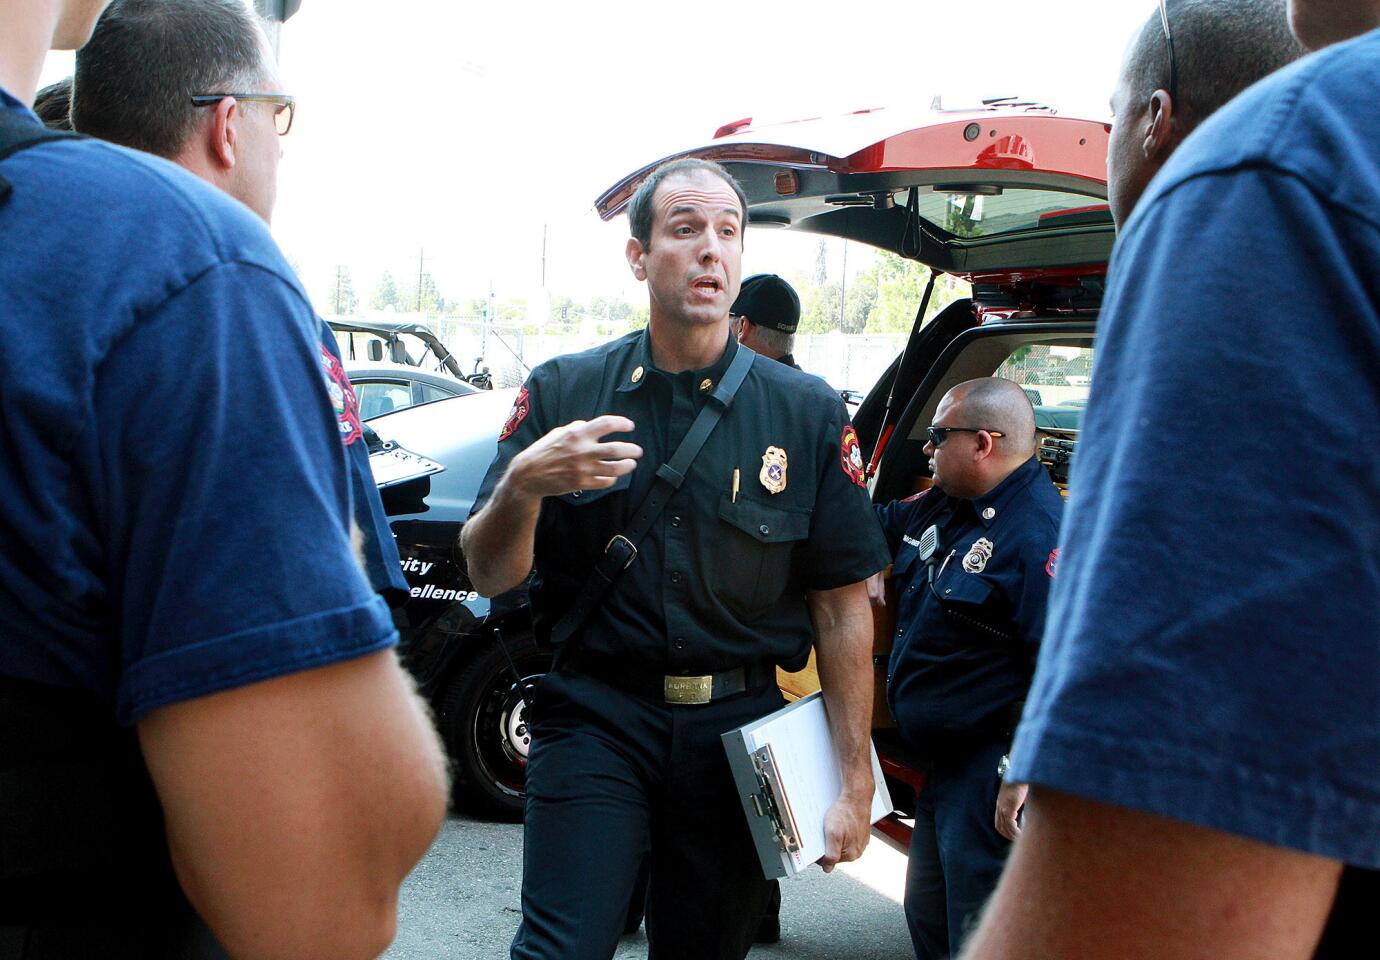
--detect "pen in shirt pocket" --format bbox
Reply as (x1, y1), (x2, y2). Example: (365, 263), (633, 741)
(732, 468), (740, 503)
(936, 549), (956, 579)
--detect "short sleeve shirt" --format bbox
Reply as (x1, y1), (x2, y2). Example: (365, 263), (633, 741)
(875, 459), (1062, 743)
(471, 331), (890, 672)
(1009, 31), (1380, 868)
(318, 323), (408, 601)
(0, 91), (396, 725)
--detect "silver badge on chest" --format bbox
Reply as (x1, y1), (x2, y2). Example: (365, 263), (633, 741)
(962, 537), (994, 573)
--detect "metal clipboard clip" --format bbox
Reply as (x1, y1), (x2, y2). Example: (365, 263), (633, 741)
(749, 744), (802, 855)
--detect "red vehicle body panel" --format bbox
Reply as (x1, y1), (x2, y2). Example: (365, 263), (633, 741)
(596, 104), (1110, 211)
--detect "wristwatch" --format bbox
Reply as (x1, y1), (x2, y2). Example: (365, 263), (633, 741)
(996, 754), (1010, 779)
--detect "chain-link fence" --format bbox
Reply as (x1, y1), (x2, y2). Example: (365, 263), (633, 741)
(420, 324), (907, 398)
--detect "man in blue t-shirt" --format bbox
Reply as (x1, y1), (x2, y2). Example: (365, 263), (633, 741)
(0, 1), (446, 956)
(73, 0), (409, 605)
(963, 3), (1380, 959)
(871, 377), (1061, 959)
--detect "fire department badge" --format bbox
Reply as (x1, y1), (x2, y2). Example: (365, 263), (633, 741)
(319, 345), (362, 446)
(498, 385), (530, 442)
(760, 446), (788, 494)
(962, 537), (994, 573)
(840, 425), (866, 487)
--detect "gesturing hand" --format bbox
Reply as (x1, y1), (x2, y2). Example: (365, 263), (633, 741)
(508, 415), (642, 499)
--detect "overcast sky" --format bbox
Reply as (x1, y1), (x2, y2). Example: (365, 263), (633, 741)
(41, 0), (1152, 315)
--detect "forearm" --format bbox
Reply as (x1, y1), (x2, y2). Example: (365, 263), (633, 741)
(141, 652), (450, 960)
(460, 466), (542, 597)
(961, 788), (1342, 960)
(810, 582), (875, 798)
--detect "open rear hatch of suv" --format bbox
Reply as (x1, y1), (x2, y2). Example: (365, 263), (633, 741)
(596, 100), (1114, 280)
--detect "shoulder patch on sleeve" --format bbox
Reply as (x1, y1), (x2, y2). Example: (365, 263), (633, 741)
(319, 344), (362, 446)
(499, 385), (530, 442)
(1045, 546), (1060, 578)
(840, 425), (865, 487)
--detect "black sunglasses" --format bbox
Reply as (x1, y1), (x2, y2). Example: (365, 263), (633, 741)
(927, 426), (1005, 447)
(1158, 0), (1179, 104)
(190, 93), (295, 136)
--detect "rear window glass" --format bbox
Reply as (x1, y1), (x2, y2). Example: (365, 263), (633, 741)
(996, 343), (1093, 435)
(916, 190), (1110, 240)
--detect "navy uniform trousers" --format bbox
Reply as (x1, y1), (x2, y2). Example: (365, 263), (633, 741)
(511, 671), (780, 960)
(904, 737), (1011, 960)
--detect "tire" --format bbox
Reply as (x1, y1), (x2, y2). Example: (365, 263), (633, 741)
(437, 630), (551, 821)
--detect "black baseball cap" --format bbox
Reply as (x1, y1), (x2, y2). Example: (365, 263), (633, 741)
(731, 274), (800, 334)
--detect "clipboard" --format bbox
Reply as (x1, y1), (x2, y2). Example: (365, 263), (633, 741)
(368, 444), (445, 488)
(721, 691), (894, 879)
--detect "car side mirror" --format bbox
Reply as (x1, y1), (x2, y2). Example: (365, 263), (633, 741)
(367, 340), (383, 362)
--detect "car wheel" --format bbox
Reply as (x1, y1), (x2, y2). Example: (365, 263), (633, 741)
(438, 631), (550, 821)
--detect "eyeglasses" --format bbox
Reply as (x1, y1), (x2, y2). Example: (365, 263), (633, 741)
(1158, 0), (1179, 104)
(927, 426), (1005, 447)
(190, 93), (295, 136)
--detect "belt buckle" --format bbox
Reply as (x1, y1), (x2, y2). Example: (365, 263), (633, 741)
(663, 674), (714, 705)
(605, 535), (638, 571)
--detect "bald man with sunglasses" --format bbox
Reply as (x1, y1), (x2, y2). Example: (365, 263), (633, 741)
(869, 377), (1061, 959)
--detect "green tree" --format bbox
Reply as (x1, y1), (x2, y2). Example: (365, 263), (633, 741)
(548, 295), (582, 332)
(326, 265), (358, 315)
(370, 271), (400, 312)
(494, 298), (528, 324)
(859, 252), (970, 334)
(842, 273), (879, 334)
(797, 281), (840, 334)
(402, 272), (445, 314)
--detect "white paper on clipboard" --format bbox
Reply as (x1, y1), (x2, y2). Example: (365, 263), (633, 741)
(723, 691), (893, 878)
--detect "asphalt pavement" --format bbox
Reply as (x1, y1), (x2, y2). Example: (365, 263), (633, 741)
(385, 813), (914, 959)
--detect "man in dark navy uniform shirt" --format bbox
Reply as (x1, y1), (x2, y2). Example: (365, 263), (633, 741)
(463, 157), (890, 960)
(731, 273), (803, 370)
(871, 377), (1060, 960)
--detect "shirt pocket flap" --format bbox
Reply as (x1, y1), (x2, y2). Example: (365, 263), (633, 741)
(555, 473), (631, 506)
(717, 495), (812, 544)
(936, 571), (994, 606)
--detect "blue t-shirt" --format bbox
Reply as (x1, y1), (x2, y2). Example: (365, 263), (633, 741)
(0, 90), (397, 726)
(1010, 30), (1380, 869)
(876, 458), (1062, 746)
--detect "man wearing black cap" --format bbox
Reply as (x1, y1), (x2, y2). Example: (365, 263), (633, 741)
(732, 273), (802, 369)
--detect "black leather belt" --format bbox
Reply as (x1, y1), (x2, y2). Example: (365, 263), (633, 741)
(560, 650), (775, 705)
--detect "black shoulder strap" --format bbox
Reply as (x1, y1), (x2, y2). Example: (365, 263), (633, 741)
(0, 110), (82, 206)
(548, 345), (756, 648)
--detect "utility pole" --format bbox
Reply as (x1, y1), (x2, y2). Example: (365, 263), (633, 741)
(838, 240), (849, 329)
(334, 266), (344, 315)
(415, 248), (425, 314)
